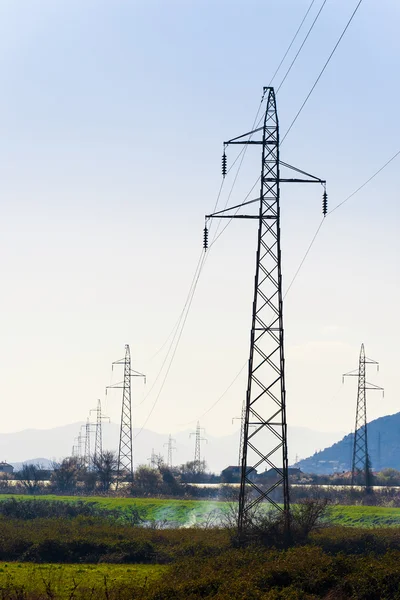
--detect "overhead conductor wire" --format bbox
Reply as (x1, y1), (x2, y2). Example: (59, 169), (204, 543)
(180, 0), (400, 426)
(137, 0), (325, 393)
(136, 0), (365, 432)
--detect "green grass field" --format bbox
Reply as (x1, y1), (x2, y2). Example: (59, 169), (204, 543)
(0, 562), (166, 598)
(2, 494), (400, 527)
(0, 494), (225, 525)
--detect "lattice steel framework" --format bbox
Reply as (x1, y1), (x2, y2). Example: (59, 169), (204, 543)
(164, 434), (176, 469)
(82, 418), (95, 471)
(238, 399), (246, 466)
(343, 344), (383, 487)
(190, 421), (207, 473)
(90, 399), (110, 462)
(107, 344), (145, 487)
(205, 87), (326, 535)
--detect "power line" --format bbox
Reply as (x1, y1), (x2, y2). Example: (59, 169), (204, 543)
(137, 0), (330, 391)
(283, 218), (325, 298)
(276, 0), (328, 93)
(136, 0), (367, 432)
(269, 0), (318, 86)
(178, 362), (248, 426)
(282, 0), (364, 142)
(208, 0), (365, 247)
(135, 252), (206, 438)
(329, 149), (400, 214)
(182, 148), (400, 426)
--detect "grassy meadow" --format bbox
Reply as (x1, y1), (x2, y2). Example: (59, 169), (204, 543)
(2, 493), (400, 527)
(0, 562), (165, 599)
(1, 496), (400, 597)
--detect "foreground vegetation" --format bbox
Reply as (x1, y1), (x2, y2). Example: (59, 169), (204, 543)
(0, 563), (165, 599)
(2, 498), (400, 597)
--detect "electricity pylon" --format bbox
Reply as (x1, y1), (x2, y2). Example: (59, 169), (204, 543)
(107, 344), (145, 487)
(232, 400), (247, 466)
(82, 418), (96, 471)
(189, 421), (207, 473)
(205, 86), (326, 536)
(90, 399), (110, 462)
(164, 434), (176, 469)
(73, 433), (84, 465)
(343, 344), (383, 488)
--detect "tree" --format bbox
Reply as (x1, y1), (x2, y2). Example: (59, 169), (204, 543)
(133, 466), (162, 494)
(51, 457), (81, 493)
(16, 463), (43, 494)
(159, 466), (180, 495)
(179, 460), (207, 483)
(92, 451), (118, 492)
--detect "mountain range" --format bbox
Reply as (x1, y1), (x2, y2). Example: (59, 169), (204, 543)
(297, 411), (400, 474)
(1, 422), (344, 473)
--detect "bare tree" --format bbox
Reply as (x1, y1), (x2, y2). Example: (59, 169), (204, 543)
(51, 457), (81, 493)
(16, 463), (43, 494)
(92, 451), (118, 492)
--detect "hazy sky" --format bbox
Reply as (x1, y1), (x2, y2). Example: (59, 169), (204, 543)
(0, 1), (398, 444)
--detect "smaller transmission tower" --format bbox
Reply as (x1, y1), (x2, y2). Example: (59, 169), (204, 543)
(90, 399), (110, 462)
(164, 434), (176, 469)
(107, 344), (145, 487)
(148, 448), (157, 469)
(82, 418), (96, 471)
(73, 433), (84, 465)
(343, 344), (383, 488)
(190, 422), (207, 473)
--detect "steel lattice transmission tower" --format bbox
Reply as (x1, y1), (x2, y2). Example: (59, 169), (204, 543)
(190, 421), (207, 473)
(205, 87), (326, 535)
(164, 434), (176, 469)
(343, 344), (383, 487)
(107, 344), (145, 487)
(90, 399), (110, 462)
(82, 418), (95, 471)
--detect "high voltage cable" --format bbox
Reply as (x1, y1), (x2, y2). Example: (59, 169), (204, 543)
(269, 0), (318, 86)
(134, 95), (267, 425)
(134, 249), (205, 409)
(135, 1), (364, 430)
(328, 148), (400, 214)
(182, 148), (400, 425)
(137, 0), (326, 387)
(282, 0), (364, 142)
(276, 0), (328, 93)
(211, 0), (364, 242)
(134, 251), (206, 438)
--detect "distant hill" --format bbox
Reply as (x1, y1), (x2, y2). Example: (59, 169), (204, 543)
(297, 412), (400, 474)
(0, 422), (343, 473)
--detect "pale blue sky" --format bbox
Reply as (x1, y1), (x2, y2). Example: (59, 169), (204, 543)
(0, 1), (398, 441)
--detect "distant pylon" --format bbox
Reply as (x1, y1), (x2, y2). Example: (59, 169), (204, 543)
(343, 344), (384, 488)
(107, 344), (145, 487)
(74, 433), (83, 465)
(82, 418), (95, 471)
(164, 434), (176, 469)
(147, 448), (157, 469)
(90, 399), (110, 462)
(190, 421), (207, 473)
